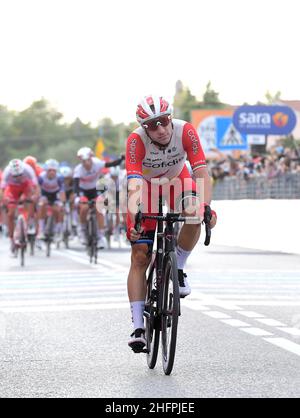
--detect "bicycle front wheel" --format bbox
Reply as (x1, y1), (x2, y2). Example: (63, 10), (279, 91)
(161, 251), (180, 375)
(145, 259), (160, 369)
(17, 215), (27, 267)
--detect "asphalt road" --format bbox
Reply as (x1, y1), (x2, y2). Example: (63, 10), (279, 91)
(0, 234), (300, 398)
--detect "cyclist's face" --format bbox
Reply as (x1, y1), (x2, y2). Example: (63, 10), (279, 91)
(145, 118), (173, 146)
(47, 169), (57, 179)
(83, 159), (92, 171)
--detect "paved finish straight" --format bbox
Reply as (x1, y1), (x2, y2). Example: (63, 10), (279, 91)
(0, 236), (300, 398)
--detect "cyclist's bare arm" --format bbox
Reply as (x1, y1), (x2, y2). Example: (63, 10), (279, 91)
(127, 177), (144, 241)
(193, 167), (212, 206)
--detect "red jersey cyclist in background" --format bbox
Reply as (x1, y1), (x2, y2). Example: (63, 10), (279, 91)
(23, 156), (44, 177)
(126, 95), (217, 352)
(0, 159), (40, 255)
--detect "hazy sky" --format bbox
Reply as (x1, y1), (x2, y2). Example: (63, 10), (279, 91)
(1, 0), (299, 124)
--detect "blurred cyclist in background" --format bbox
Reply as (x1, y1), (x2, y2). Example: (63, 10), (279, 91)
(23, 156), (44, 177)
(37, 159), (66, 242)
(60, 165), (77, 236)
(0, 159), (39, 255)
(73, 146), (124, 248)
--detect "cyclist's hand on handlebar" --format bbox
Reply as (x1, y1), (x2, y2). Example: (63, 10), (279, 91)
(210, 210), (217, 229)
(74, 196), (81, 206)
(129, 226), (145, 242)
(201, 203), (217, 229)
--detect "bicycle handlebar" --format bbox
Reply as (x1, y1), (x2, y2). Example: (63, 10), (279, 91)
(134, 205), (212, 246)
(203, 205), (212, 246)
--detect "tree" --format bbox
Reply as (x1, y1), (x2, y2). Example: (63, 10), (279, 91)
(202, 81), (222, 108)
(265, 90), (281, 104)
(173, 81), (200, 121)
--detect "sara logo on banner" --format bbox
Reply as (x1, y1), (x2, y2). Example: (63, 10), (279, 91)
(233, 105), (297, 135)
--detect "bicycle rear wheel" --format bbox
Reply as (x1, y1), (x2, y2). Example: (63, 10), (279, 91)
(92, 215), (98, 264)
(17, 215), (27, 267)
(28, 234), (35, 256)
(45, 215), (54, 257)
(145, 257), (160, 369)
(87, 217), (95, 263)
(161, 251), (180, 375)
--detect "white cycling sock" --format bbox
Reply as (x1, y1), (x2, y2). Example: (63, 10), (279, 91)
(130, 301), (145, 331)
(80, 223), (86, 233)
(97, 228), (105, 239)
(38, 219), (45, 233)
(56, 223), (62, 234)
(72, 209), (78, 226)
(176, 245), (191, 270)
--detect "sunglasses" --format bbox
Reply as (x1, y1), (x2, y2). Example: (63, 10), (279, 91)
(142, 115), (171, 131)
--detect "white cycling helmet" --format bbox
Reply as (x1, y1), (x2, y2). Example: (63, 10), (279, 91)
(136, 95), (173, 125)
(45, 159), (59, 171)
(77, 147), (94, 161)
(60, 166), (73, 177)
(9, 159), (25, 176)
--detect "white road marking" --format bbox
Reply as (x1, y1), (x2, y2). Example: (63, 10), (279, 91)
(211, 301), (300, 307)
(277, 327), (300, 337)
(57, 249), (127, 272)
(0, 302), (129, 313)
(240, 327), (273, 336)
(0, 295), (128, 308)
(256, 318), (287, 327)
(237, 311), (265, 318)
(0, 284), (126, 294)
(181, 301), (210, 311)
(203, 311), (231, 319)
(221, 319), (251, 327)
(264, 338), (300, 357)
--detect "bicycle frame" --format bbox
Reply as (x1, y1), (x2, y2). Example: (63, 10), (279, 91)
(135, 196), (212, 374)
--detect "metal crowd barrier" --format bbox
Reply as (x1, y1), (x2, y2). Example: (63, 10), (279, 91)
(212, 173), (300, 200)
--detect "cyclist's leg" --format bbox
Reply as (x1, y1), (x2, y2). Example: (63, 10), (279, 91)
(53, 200), (64, 240)
(23, 182), (38, 233)
(78, 195), (89, 244)
(37, 196), (48, 239)
(127, 210), (156, 338)
(3, 186), (20, 247)
(170, 166), (202, 297)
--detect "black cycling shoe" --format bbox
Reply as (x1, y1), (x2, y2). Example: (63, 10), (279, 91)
(128, 328), (147, 353)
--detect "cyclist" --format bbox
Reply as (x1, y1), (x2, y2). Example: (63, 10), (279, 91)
(23, 156), (44, 235)
(73, 147), (124, 248)
(60, 165), (77, 235)
(104, 166), (127, 243)
(23, 156), (44, 177)
(0, 159), (39, 255)
(37, 159), (66, 242)
(126, 95), (217, 351)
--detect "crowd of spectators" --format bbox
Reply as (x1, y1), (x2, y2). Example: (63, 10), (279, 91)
(208, 144), (300, 183)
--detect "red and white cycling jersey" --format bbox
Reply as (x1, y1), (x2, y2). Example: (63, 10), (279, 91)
(0, 163), (38, 189)
(73, 157), (105, 190)
(126, 119), (207, 182)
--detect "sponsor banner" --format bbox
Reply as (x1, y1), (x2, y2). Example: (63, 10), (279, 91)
(247, 134), (266, 145)
(191, 109), (234, 151)
(233, 105), (297, 135)
(216, 117), (248, 150)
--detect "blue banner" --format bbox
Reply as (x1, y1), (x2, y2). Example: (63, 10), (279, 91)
(233, 105), (297, 135)
(216, 117), (248, 150)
